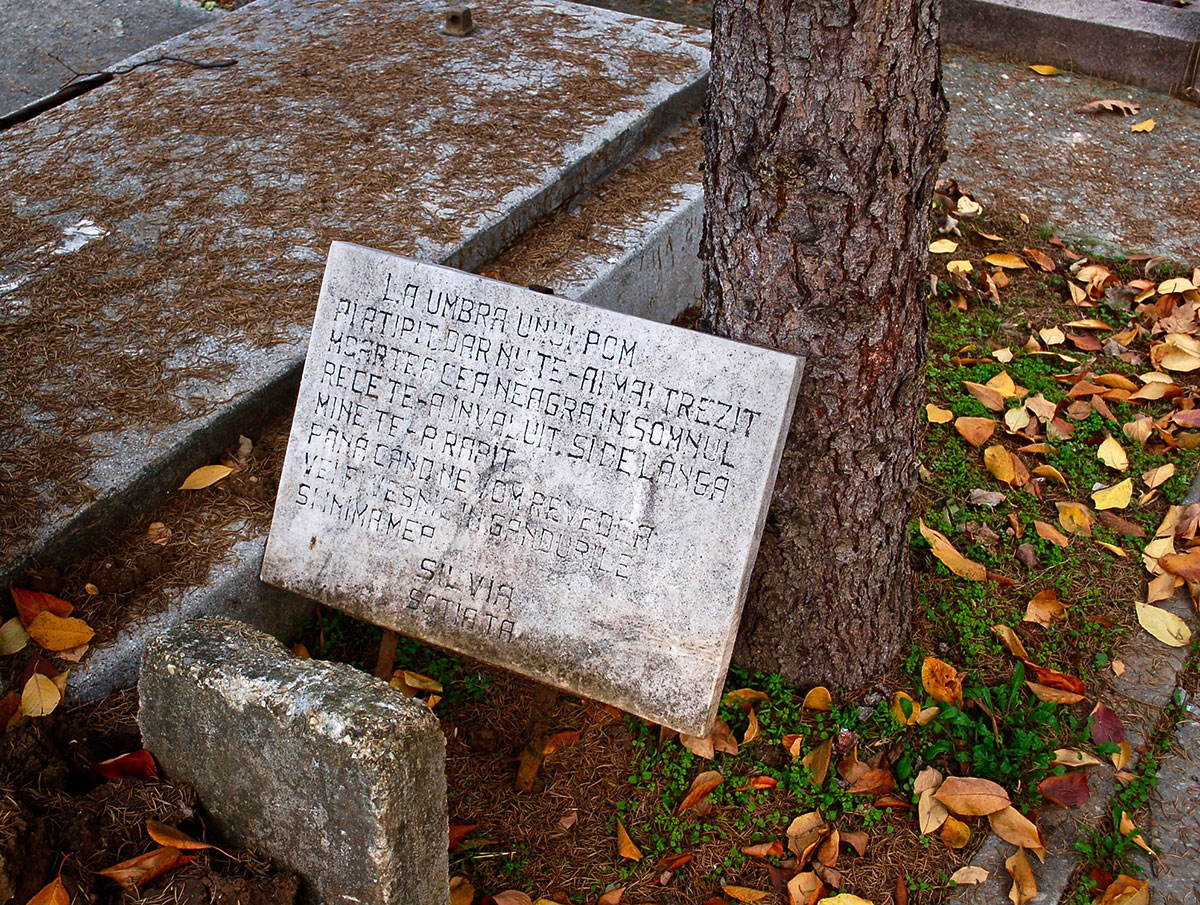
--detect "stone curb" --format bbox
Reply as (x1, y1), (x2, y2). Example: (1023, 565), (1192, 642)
(946, 468), (1200, 904)
(943, 0), (1200, 99)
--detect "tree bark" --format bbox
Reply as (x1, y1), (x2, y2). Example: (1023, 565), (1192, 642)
(702, 0), (946, 687)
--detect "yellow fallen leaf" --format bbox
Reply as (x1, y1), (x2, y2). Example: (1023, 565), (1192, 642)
(180, 464), (234, 490)
(965, 381), (1006, 411)
(1067, 281), (1089, 305)
(919, 520), (987, 581)
(1032, 464), (1067, 486)
(1097, 541), (1126, 557)
(926, 404), (954, 423)
(27, 876), (70, 905)
(1029, 64), (1063, 75)
(941, 815), (972, 848)
(955, 416), (997, 446)
(802, 686), (833, 711)
(956, 196), (982, 216)
(947, 260), (973, 274)
(1093, 479), (1134, 510)
(1135, 603), (1192, 647)
(449, 877), (474, 905)
(977, 230), (1004, 241)
(816, 896), (874, 905)
(985, 253), (1028, 270)
(21, 673), (61, 717)
(1131, 118), (1155, 133)
(615, 818), (642, 861)
(984, 445), (1017, 484)
(1056, 501), (1094, 536)
(989, 806), (1043, 849)
(929, 239), (959, 254)
(27, 612), (95, 652)
(890, 692), (918, 726)
(1159, 277), (1197, 295)
(1119, 812), (1154, 854)
(1097, 435), (1129, 471)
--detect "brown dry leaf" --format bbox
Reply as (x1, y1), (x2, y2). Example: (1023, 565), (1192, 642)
(934, 776), (1012, 816)
(1028, 680), (1083, 705)
(1147, 571), (1180, 602)
(965, 382), (1006, 411)
(1005, 848), (1038, 905)
(26, 611), (94, 652)
(678, 771), (724, 814)
(1053, 748), (1102, 767)
(680, 732), (715, 760)
(146, 820), (213, 851)
(1023, 248), (1056, 272)
(786, 811), (828, 859)
(787, 872), (824, 905)
(1098, 436), (1129, 471)
(98, 847), (194, 890)
(595, 891), (622, 905)
(1038, 771), (1091, 807)
(1004, 407), (1031, 432)
(814, 897), (873, 905)
(1093, 479), (1134, 510)
(724, 688), (770, 707)
(1097, 541), (1127, 557)
(1095, 876), (1149, 905)
(1118, 812), (1153, 854)
(1144, 463), (1175, 488)
(919, 520), (987, 581)
(21, 673), (61, 717)
(950, 866), (990, 886)
(543, 730), (583, 755)
(802, 738), (833, 787)
(95, 750), (159, 781)
(989, 807), (1043, 848)
(955, 416), (998, 447)
(991, 624), (1030, 660)
(1024, 589), (1067, 627)
(743, 707), (761, 745)
(1033, 520), (1069, 547)
(921, 657), (965, 706)
(1039, 326), (1066, 346)
(913, 767), (944, 795)
(616, 818), (643, 861)
(802, 686), (833, 712)
(450, 876), (475, 905)
(848, 767), (895, 796)
(493, 893), (534, 905)
(741, 840), (785, 859)
(783, 734), (805, 758)
(722, 887), (770, 903)
(1076, 98), (1140, 115)
(146, 522), (172, 545)
(27, 877), (70, 905)
(985, 253), (1028, 270)
(10, 587), (73, 627)
(1057, 501), (1094, 536)
(918, 789), (950, 834)
(179, 464), (234, 490)
(940, 815), (972, 849)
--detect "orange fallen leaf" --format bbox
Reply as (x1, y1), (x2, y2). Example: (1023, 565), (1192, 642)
(934, 776), (1011, 816)
(722, 886), (770, 903)
(989, 806), (1044, 848)
(26, 611), (94, 652)
(27, 876), (70, 905)
(544, 729), (583, 755)
(146, 820), (214, 852)
(921, 657), (964, 707)
(955, 416), (997, 447)
(450, 876), (475, 905)
(919, 520), (987, 581)
(802, 738), (832, 787)
(616, 818), (642, 861)
(95, 750), (158, 781)
(1005, 847), (1038, 904)
(99, 847), (195, 890)
(1033, 520), (1069, 547)
(802, 686), (833, 712)
(991, 624), (1030, 660)
(10, 587), (73, 628)
(677, 771), (724, 814)
(965, 382), (1006, 411)
(941, 815), (972, 849)
(741, 840), (784, 859)
(984, 253), (1028, 270)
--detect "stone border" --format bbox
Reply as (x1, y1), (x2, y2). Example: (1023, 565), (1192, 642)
(943, 0), (1200, 99)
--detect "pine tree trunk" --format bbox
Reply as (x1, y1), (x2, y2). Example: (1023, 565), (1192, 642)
(702, 0), (946, 688)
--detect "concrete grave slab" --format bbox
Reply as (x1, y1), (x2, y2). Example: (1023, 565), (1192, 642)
(139, 616), (448, 905)
(0, 0), (709, 599)
(261, 244), (802, 736)
(0, 0), (217, 119)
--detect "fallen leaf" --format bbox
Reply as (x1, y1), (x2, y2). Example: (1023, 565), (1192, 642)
(918, 789), (949, 834)
(848, 768), (895, 796)
(1039, 326), (1066, 345)
(950, 866), (989, 886)
(1025, 662), (1086, 696)
(841, 831), (869, 857)
(933, 776), (1011, 816)
(1052, 748), (1102, 768)
(1097, 541), (1127, 557)
(1097, 436), (1129, 471)
(680, 732), (715, 759)
(1028, 64), (1063, 75)
(926, 404), (954, 423)
(1130, 118), (1155, 133)
(1159, 550), (1200, 580)
(929, 238), (958, 254)
(1159, 277), (1197, 294)
(991, 624), (1030, 660)
(596, 891), (622, 905)
(1024, 589), (1067, 627)
(146, 821), (215, 852)
(10, 587), (73, 627)
(95, 750), (158, 781)
(993, 347), (1014, 363)
(1057, 501), (1094, 535)
(969, 488), (1007, 506)
(678, 771), (724, 814)
(984, 445), (1018, 484)
(146, 522), (172, 545)
(1023, 248), (1056, 272)
(98, 847), (194, 890)
(919, 520), (987, 581)
(1097, 511), (1146, 537)
(616, 818), (642, 861)
(0, 617), (30, 655)
(1076, 98), (1140, 115)
(741, 841), (785, 859)
(723, 886), (770, 903)
(1026, 681), (1085, 705)
(921, 657), (964, 706)
(26, 611), (94, 652)
(1090, 702), (1126, 745)
(985, 253), (1028, 270)
(1118, 812), (1153, 853)
(803, 738), (833, 787)
(890, 692), (918, 726)
(1038, 772), (1091, 807)
(543, 730), (582, 755)
(814, 896), (872, 905)
(1143, 463), (1175, 489)
(743, 708), (761, 745)
(27, 877), (70, 905)
(21, 673), (60, 717)
(913, 766), (944, 795)
(1093, 479), (1134, 510)
(947, 260), (972, 274)
(802, 686), (833, 712)
(989, 806), (1043, 848)
(1135, 603), (1192, 646)
(180, 464), (234, 490)
(724, 688), (770, 707)
(1005, 407), (1031, 432)
(955, 417), (997, 446)
(1095, 875), (1149, 905)
(940, 815), (971, 848)
(1005, 848), (1038, 905)
(965, 382), (1006, 411)
(1033, 520), (1069, 547)
(493, 893), (534, 905)
(786, 811), (828, 859)
(450, 876), (475, 905)
(1032, 464), (1067, 486)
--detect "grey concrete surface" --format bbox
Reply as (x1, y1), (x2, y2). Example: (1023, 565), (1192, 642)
(1140, 694), (1200, 904)
(139, 617), (449, 905)
(0, 0), (217, 118)
(944, 0), (1200, 98)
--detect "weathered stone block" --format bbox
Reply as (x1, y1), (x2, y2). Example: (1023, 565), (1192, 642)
(138, 617), (448, 905)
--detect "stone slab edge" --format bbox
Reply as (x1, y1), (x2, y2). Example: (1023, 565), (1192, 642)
(943, 0), (1200, 98)
(947, 468), (1200, 904)
(65, 183), (706, 703)
(0, 0), (710, 596)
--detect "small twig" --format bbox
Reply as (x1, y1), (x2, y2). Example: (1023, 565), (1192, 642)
(374, 628), (400, 680)
(57, 55), (238, 93)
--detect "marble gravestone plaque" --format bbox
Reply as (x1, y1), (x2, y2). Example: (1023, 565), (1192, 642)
(262, 242), (803, 735)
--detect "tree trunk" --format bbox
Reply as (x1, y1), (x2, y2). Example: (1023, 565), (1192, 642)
(702, 0), (946, 688)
